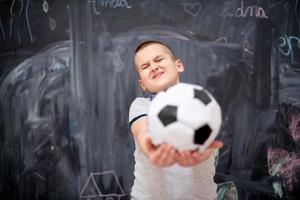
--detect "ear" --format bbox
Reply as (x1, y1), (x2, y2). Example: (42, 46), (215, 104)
(138, 79), (147, 92)
(175, 59), (184, 73)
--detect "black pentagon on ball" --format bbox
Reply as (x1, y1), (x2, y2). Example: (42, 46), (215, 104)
(158, 105), (178, 126)
(194, 124), (212, 145)
(194, 89), (211, 105)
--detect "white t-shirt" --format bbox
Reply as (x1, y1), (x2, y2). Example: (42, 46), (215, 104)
(129, 97), (217, 200)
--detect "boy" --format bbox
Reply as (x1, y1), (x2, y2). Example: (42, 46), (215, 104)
(129, 41), (223, 200)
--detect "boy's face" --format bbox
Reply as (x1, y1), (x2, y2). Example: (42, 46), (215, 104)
(134, 43), (184, 93)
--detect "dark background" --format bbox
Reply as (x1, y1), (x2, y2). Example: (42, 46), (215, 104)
(0, 0), (299, 199)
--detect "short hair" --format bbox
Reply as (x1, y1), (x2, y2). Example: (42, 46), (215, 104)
(133, 41), (177, 76)
(134, 40), (177, 60)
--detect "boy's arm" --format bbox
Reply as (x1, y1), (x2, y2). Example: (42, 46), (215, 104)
(131, 116), (178, 168)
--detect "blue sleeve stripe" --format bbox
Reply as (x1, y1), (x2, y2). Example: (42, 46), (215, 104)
(129, 114), (147, 127)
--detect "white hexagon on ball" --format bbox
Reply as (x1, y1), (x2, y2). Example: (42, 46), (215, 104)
(164, 122), (197, 151)
(177, 98), (208, 130)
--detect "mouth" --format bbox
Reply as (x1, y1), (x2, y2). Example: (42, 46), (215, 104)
(152, 72), (164, 79)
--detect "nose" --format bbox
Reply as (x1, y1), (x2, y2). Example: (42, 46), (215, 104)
(150, 62), (159, 71)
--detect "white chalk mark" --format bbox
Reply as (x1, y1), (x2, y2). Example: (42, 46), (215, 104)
(183, 2), (202, 17)
(49, 17), (56, 31)
(25, 0), (33, 43)
(186, 30), (196, 36)
(286, 97), (300, 106)
(22, 166), (46, 182)
(10, 0), (16, 15)
(93, 0), (132, 9)
(272, 181), (283, 198)
(80, 175), (98, 197)
(242, 40), (254, 55)
(17, 28), (21, 45)
(215, 37), (228, 43)
(33, 171), (46, 181)
(241, 40), (254, 63)
(18, 0), (24, 16)
(43, 0), (49, 13)
(80, 171), (126, 199)
(9, 17), (13, 39)
(90, 174), (103, 195)
(268, 0), (284, 9)
(295, 0), (300, 21)
(87, 0), (101, 15)
(243, 48), (254, 54)
(0, 17), (5, 39)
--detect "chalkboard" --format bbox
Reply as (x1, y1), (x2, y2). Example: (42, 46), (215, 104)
(0, 0), (299, 200)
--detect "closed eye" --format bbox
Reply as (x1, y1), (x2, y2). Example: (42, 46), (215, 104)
(155, 58), (163, 62)
(141, 64), (149, 70)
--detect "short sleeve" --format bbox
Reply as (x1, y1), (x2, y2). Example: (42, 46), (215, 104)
(128, 97), (150, 126)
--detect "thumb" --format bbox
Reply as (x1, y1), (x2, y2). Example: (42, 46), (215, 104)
(209, 141), (224, 149)
(145, 137), (156, 153)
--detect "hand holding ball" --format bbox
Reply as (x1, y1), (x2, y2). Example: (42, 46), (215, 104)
(148, 83), (222, 152)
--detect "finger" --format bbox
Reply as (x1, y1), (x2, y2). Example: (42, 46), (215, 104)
(176, 154), (186, 166)
(149, 144), (167, 165)
(157, 144), (174, 166)
(187, 151), (200, 166)
(145, 137), (157, 153)
(178, 151), (194, 166)
(192, 148), (213, 163)
(164, 147), (177, 166)
(208, 141), (223, 149)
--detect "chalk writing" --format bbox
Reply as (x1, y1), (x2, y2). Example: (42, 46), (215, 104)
(22, 165), (46, 181)
(0, 18), (5, 39)
(268, 152), (285, 198)
(80, 171), (126, 199)
(10, 0), (16, 15)
(17, 29), (21, 45)
(242, 39), (254, 58)
(19, 0), (24, 15)
(87, 0), (132, 15)
(43, 0), (49, 13)
(220, 1), (234, 17)
(1, 0), (37, 44)
(278, 35), (300, 64)
(215, 36), (254, 61)
(268, 149), (300, 192)
(288, 113), (300, 141)
(221, 1), (269, 19)
(9, 17), (13, 39)
(182, 2), (202, 17)
(272, 181), (283, 198)
(236, 1), (269, 18)
(49, 17), (56, 31)
(286, 97), (300, 106)
(33, 171), (46, 181)
(268, 0), (284, 9)
(8, 0), (23, 42)
(25, 0), (33, 42)
(217, 182), (238, 199)
(215, 37), (228, 43)
(9, 1), (15, 39)
(296, 0), (300, 21)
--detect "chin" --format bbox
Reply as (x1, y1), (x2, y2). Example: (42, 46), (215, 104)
(150, 80), (178, 93)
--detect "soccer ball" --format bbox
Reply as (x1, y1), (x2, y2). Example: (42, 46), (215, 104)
(148, 82), (222, 152)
